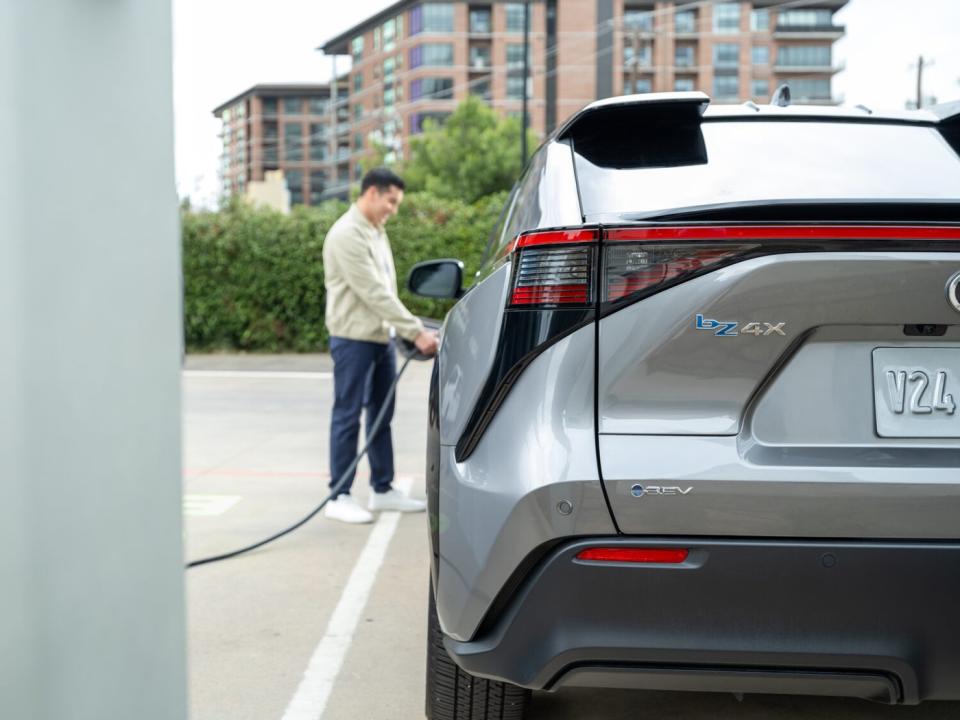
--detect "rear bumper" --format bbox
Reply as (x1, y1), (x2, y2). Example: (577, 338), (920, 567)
(444, 538), (960, 704)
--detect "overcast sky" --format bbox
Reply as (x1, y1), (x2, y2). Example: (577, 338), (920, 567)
(172, 0), (960, 208)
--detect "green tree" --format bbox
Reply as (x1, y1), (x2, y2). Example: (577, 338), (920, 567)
(402, 96), (538, 203)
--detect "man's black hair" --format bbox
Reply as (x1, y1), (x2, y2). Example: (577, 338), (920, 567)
(361, 167), (405, 194)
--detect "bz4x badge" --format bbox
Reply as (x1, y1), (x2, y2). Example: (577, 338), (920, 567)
(695, 314), (786, 337)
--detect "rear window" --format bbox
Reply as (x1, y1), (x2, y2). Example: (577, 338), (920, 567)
(573, 121), (960, 219)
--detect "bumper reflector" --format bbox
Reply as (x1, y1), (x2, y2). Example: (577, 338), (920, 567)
(576, 547), (690, 564)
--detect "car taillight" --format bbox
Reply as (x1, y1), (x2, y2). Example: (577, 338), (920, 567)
(604, 243), (757, 302)
(511, 245), (594, 306)
(575, 547), (690, 564)
(508, 229), (598, 308)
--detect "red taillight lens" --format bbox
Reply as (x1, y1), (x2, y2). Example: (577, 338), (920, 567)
(604, 243), (757, 302)
(576, 547), (690, 564)
(510, 244), (595, 307)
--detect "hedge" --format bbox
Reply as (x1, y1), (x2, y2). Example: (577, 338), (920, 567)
(181, 192), (507, 352)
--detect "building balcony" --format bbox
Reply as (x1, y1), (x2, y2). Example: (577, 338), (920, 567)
(774, 24), (845, 39)
(774, 60), (845, 74)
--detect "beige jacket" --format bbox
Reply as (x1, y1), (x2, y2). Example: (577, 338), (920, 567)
(322, 204), (423, 344)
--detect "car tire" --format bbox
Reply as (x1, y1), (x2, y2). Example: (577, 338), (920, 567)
(426, 581), (531, 719)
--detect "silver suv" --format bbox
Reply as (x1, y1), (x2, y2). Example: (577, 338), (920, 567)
(408, 92), (960, 719)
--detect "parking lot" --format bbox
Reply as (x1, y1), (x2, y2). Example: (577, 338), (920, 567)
(183, 354), (960, 720)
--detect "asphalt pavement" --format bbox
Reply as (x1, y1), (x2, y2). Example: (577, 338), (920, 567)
(182, 353), (960, 720)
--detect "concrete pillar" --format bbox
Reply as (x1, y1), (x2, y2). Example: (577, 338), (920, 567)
(0, 2), (187, 719)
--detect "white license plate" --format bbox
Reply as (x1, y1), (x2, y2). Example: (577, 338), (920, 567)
(873, 348), (960, 438)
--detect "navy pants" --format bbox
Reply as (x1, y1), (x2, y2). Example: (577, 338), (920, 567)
(329, 337), (396, 497)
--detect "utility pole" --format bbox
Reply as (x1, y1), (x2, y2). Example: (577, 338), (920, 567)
(912, 55), (934, 109)
(521, 0), (530, 166)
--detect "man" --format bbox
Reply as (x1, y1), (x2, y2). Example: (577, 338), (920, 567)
(322, 168), (439, 524)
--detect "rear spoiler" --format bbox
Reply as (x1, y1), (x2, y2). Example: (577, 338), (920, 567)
(555, 92), (711, 170)
(555, 91), (710, 142)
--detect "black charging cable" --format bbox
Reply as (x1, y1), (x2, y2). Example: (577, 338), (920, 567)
(186, 350), (419, 569)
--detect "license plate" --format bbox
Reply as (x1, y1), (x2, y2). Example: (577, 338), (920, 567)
(873, 348), (960, 438)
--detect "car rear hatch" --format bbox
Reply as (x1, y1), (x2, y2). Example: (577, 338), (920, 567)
(563, 95), (960, 538)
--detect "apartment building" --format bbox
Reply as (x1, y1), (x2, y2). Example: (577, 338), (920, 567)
(321, 0), (848, 185)
(213, 83), (350, 206)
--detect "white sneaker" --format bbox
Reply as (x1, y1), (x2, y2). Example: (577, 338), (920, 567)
(324, 494), (374, 524)
(367, 488), (427, 513)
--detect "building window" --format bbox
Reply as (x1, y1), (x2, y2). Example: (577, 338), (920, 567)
(383, 56), (396, 81)
(470, 45), (491, 69)
(262, 97), (278, 116)
(712, 2), (740, 33)
(674, 78), (695, 92)
(283, 97), (303, 114)
(411, 77), (454, 100)
(309, 124), (328, 161)
(623, 9), (653, 32)
(506, 43), (531, 69)
(713, 43), (740, 68)
(354, 133), (364, 152)
(410, 111), (451, 134)
(787, 78), (832, 100)
(777, 9), (833, 28)
(308, 97), (329, 115)
(777, 44), (832, 67)
(263, 121), (278, 163)
(411, 43), (454, 68)
(409, 4), (422, 35)
(417, 3), (454, 33)
(382, 18), (396, 51)
(235, 103), (246, 118)
(506, 75), (532, 100)
(625, 77), (652, 94)
(751, 45), (769, 65)
(470, 7), (491, 33)
(713, 74), (739, 99)
(351, 36), (364, 62)
(624, 42), (652, 67)
(309, 170), (327, 204)
(505, 3), (531, 33)
(751, 79), (770, 99)
(675, 9), (696, 33)
(750, 9), (769, 31)
(284, 123), (303, 161)
(353, 73), (363, 92)
(470, 77), (492, 101)
(374, 27), (381, 51)
(396, 13), (404, 39)
(286, 169), (304, 206)
(675, 44), (695, 68)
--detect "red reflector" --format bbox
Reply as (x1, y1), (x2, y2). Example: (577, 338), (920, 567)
(576, 547), (689, 564)
(511, 283), (589, 305)
(606, 225), (960, 243)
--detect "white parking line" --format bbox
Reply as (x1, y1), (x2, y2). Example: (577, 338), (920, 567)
(182, 370), (332, 380)
(281, 477), (413, 720)
(182, 494), (243, 517)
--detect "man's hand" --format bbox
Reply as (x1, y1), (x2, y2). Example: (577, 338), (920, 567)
(413, 330), (440, 357)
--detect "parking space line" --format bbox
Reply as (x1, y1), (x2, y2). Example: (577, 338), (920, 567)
(281, 477), (413, 720)
(182, 494), (243, 516)
(182, 370), (332, 380)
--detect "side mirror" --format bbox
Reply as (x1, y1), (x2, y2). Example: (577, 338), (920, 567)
(407, 259), (464, 299)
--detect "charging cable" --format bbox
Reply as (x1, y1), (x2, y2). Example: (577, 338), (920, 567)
(186, 345), (422, 569)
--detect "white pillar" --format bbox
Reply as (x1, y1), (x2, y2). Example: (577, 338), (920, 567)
(0, 2), (187, 719)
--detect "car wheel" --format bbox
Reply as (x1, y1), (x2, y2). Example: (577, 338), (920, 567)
(425, 580), (531, 719)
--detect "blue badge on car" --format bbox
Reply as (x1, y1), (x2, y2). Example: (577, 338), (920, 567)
(695, 314), (786, 337)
